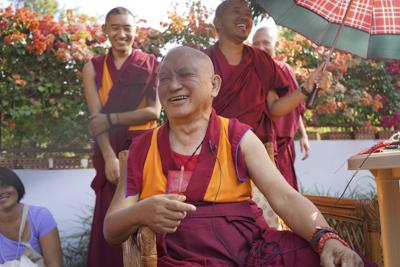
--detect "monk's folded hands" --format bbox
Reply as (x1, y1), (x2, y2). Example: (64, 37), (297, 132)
(139, 194), (196, 233)
(320, 239), (364, 267)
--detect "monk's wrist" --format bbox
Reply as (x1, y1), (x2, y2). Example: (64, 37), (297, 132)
(103, 151), (117, 161)
(106, 113), (113, 128)
(299, 83), (312, 97)
(111, 113), (120, 125)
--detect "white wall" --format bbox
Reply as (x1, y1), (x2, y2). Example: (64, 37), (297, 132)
(15, 169), (95, 238)
(12, 139), (379, 237)
(294, 140), (377, 196)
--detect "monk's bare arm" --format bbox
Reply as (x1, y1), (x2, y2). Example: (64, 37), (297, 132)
(267, 64), (332, 119)
(267, 89), (306, 119)
(240, 131), (328, 241)
(83, 62), (118, 182)
(109, 92), (161, 126)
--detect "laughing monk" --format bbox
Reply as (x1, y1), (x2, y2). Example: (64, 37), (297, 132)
(204, 0), (328, 161)
(104, 46), (375, 267)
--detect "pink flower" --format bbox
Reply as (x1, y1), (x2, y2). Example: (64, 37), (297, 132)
(0, 20), (9, 29)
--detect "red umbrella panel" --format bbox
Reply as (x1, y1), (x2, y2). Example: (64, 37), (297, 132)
(257, 0), (400, 59)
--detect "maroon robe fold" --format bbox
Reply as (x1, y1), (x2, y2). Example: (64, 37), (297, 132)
(204, 44), (289, 144)
(126, 111), (378, 267)
(273, 61), (305, 190)
(87, 49), (158, 267)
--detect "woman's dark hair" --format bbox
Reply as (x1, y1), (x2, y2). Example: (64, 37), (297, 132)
(105, 7), (134, 23)
(0, 167), (25, 202)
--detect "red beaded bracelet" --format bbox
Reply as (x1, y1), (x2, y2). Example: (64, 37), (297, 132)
(317, 232), (350, 255)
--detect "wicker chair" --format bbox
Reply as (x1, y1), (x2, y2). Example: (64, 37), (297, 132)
(118, 150), (382, 267)
(119, 151), (157, 267)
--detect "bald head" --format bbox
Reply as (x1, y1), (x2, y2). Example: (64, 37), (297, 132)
(214, 0), (248, 20)
(158, 46), (221, 120)
(161, 46), (215, 76)
(252, 26), (278, 57)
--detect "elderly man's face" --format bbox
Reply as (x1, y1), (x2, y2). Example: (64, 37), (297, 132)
(158, 49), (219, 120)
(252, 29), (276, 57)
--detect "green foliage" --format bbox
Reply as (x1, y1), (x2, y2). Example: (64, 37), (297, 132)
(23, 0), (58, 16)
(8, 0), (58, 15)
(276, 28), (400, 131)
(62, 205), (92, 267)
(0, 7), (105, 149)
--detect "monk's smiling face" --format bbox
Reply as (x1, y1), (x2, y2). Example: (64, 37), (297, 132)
(158, 47), (221, 121)
(214, 0), (252, 43)
(103, 14), (136, 54)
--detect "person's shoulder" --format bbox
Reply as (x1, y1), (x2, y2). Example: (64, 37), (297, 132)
(131, 49), (159, 71)
(247, 45), (274, 62)
(82, 58), (96, 76)
(202, 44), (217, 57)
(27, 204), (54, 221)
(90, 54), (105, 66)
(225, 117), (252, 143)
(27, 204), (57, 236)
(133, 49), (157, 63)
(129, 128), (156, 152)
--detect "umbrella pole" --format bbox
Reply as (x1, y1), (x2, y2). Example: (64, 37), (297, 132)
(306, 0), (355, 108)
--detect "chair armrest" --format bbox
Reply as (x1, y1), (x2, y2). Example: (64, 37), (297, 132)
(122, 226), (157, 267)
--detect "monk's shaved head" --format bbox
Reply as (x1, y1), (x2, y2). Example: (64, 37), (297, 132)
(161, 46), (215, 76)
(158, 46), (222, 120)
(215, 0), (248, 19)
(105, 7), (134, 23)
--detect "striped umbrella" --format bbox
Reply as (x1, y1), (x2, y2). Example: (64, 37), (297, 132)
(256, 0), (400, 59)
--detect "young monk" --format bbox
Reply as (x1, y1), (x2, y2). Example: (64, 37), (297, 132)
(82, 7), (160, 267)
(104, 46), (375, 267)
(252, 25), (309, 190)
(204, 0), (328, 161)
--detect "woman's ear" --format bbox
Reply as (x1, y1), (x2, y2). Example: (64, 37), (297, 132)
(211, 74), (222, 98)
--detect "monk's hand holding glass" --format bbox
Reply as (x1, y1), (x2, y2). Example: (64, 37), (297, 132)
(139, 194), (196, 234)
(320, 239), (363, 267)
(89, 113), (110, 137)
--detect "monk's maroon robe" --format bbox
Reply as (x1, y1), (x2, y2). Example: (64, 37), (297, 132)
(87, 50), (158, 267)
(126, 111), (378, 267)
(204, 44), (288, 145)
(273, 61), (305, 190)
